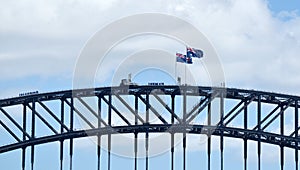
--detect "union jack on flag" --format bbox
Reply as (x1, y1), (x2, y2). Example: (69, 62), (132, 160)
(187, 47), (204, 58)
(176, 53), (186, 63)
(176, 53), (193, 64)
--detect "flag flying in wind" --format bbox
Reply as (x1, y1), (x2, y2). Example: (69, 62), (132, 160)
(176, 46), (203, 65)
(186, 56), (193, 64)
(187, 47), (204, 58)
(176, 53), (193, 64)
(176, 53), (185, 63)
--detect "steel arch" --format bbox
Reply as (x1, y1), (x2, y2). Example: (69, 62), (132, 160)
(0, 85), (299, 170)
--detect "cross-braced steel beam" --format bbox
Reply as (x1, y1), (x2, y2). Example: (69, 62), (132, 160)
(0, 85), (298, 170)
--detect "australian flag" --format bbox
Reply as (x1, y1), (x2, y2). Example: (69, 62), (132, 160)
(187, 47), (204, 58)
(176, 53), (193, 64)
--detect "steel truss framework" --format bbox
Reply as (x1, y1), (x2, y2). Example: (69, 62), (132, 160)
(0, 85), (299, 170)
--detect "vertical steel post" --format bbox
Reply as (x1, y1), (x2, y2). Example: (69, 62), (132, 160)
(171, 95), (175, 170)
(60, 99), (64, 170)
(135, 95), (138, 170)
(31, 101), (35, 170)
(244, 100), (248, 170)
(183, 87), (187, 170)
(207, 103), (211, 170)
(220, 91), (224, 170)
(22, 103), (27, 170)
(257, 95), (261, 170)
(295, 100), (299, 170)
(108, 94), (112, 170)
(70, 97), (74, 170)
(146, 93), (149, 170)
(280, 105), (284, 170)
(97, 96), (102, 170)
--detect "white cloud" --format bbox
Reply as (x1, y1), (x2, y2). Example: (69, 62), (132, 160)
(277, 10), (299, 20)
(0, 0), (300, 94)
(0, 1), (117, 37)
(149, 0), (300, 94)
(0, 0), (299, 131)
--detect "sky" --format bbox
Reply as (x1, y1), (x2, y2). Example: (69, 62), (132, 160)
(0, 0), (300, 170)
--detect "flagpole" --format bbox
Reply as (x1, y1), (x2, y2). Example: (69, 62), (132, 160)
(185, 46), (187, 85)
(175, 58), (177, 85)
(185, 61), (186, 85)
(185, 47), (187, 85)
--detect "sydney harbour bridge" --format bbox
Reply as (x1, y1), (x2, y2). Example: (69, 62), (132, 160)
(0, 85), (299, 170)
